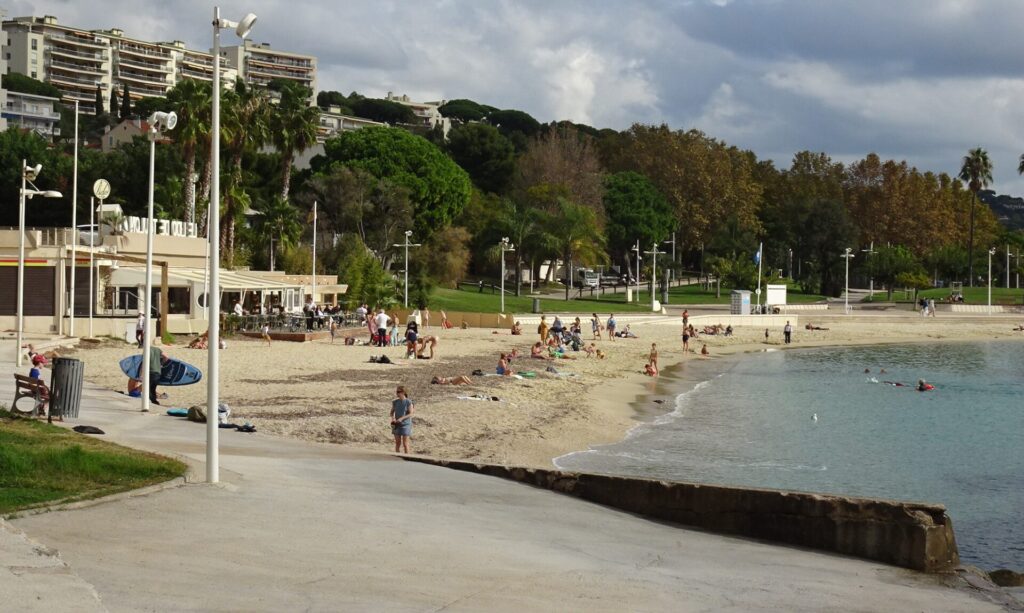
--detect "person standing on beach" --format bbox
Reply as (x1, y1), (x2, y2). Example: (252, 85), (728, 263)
(649, 343), (659, 370)
(591, 313), (602, 340)
(784, 321), (793, 344)
(928, 298), (936, 317)
(374, 309), (390, 347)
(764, 328), (770, 342)
(390, 386), (414, 454)
(682, 309), (689, 328)
(538, 316), (549, 343)
(261, 323), (272, 347)
(607, 314), (617, 340)
(682, 327), (690, 353)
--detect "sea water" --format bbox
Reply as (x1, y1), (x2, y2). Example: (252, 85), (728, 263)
(556, 340), (1024, 569)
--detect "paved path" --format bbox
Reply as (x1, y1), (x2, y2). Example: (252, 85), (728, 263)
(0, 360), (1008, 611)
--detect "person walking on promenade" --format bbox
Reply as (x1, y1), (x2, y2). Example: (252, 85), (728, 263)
(784, 321), (793, 344)
(389, 385), (414, 454)
(136, 312), (146, 348)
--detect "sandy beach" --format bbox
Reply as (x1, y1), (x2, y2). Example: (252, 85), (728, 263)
(60, 313), (1024, 468)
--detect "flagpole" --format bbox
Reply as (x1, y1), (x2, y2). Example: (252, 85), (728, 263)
(311, 201), (317, 305)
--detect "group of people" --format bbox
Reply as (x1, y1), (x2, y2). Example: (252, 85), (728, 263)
(918, 297), (938, 317)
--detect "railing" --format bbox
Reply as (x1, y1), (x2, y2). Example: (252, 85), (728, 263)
(46, 33), (109, 50)
(48, 46), (108, 61)
(179, 67), (213, 80)
(47, 72), (102, 87)
(117, 56), (172, 73)
(117, 69), (170, 87)
(249, 55), (313, 69)
(246, 64), (313, 81)
(181, 55), (214, 68)
(117, 44), (172, 60)
(5, 104), (62, 120)
(47, 58), (106, 74)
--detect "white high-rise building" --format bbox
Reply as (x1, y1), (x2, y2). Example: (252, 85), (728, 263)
(0, 10), (8, 131)
(0, 15), (256, 114)
(219, 40), (317, 96)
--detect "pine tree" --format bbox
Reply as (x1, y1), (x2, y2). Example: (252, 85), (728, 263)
(109, 87), (120, 120)
(94, 85), (103, 117)
(121, 83), (131, 119)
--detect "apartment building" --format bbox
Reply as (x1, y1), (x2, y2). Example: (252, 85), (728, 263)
(220, 40), (317, 95)
(1, 15), (248, 114)
(2, 90), (61, 140)
(385, 92), (451, 137)
(317, 104), (385, 142)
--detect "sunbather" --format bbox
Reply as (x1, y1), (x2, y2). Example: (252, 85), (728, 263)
(431, 375), (473, 385)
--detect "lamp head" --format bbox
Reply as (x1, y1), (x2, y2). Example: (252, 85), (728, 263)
(42, 190), (63, 198)
(149, 111), (177, 131)
(24, 163), (42, 180)
(236, 13), (258, 38)
(990, 248), (997, 255)
(405, 230), (412, 237)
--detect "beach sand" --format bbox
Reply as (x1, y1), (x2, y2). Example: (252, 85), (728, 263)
(61, 315), (1024, 468)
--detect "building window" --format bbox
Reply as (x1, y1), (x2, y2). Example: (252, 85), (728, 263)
(31, 71), (37, 78)
(31, 39), (37, 50)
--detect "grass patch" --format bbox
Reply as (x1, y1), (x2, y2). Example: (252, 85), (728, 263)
(0, 409), (187, 514)
(428, 288), (654, 313)
(917, 286), (1024, 305)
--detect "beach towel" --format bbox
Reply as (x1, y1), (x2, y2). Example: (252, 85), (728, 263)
(457, 395), (501, 402)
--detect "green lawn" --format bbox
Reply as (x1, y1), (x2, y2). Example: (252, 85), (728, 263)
(428, 283), (826, 313)
(917, 286), (1024, 305)
(0, 410), (187, 514)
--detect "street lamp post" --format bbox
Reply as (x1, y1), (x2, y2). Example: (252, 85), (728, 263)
(841, 248), (855, 315)
(140, 111), (177, 414)
(16, 161), (63, 367)
(643, 243), (661, 311)
(208, 7), (258, 483)
(392, 230), (421, 308)
(631, 240), (641, 303)
(988, 247), (996, 314)
(69, 101), (80, 337)
(499, 237), (515, 313)
(1006, 244), (1011, 289)
(663, 232), (675, 284)
(861, 241), (875, 301)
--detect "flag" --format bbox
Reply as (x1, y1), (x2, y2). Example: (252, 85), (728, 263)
(753, 247), (761, 265)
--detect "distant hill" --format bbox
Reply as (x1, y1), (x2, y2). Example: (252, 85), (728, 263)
(978, 190), (1024, 231)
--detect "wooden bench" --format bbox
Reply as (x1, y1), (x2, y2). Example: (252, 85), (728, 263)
(12, 374), (49, 417)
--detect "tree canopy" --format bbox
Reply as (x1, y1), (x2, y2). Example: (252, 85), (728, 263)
(446, 123), (516, 194)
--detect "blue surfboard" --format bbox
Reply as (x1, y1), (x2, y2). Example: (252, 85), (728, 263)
(119, 354), (203, 387)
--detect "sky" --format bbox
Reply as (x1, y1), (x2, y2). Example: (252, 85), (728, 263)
(7, 0), (1024, 195)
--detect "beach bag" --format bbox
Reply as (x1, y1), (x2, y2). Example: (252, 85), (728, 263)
(187, 406), (207, 423)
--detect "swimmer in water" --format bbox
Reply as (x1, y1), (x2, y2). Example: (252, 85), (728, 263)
(916, 379), (934, 392)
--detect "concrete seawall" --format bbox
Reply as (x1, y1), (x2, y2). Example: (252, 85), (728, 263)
(404, 457), (960, 572)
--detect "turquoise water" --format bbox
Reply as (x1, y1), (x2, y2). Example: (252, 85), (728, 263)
(556, 340), (1024, 569)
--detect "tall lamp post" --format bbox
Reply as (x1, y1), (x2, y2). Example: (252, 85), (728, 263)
(393, 230), (421, 308)
(663, 232), (675, 283)
(16, 161), (63, 367)
(499, 237), (515, 313)
(68, 100), (80, 337)
(841, 248), (855, 315)
(631, 240), (641, 303)
(861, 241), (875, 301)
(644, 242), (661, 312)
(209, 7), (258, 483)
(988, 247), (996, 314)
(90, 178), (111, 341)
(140, 111), (177, 414)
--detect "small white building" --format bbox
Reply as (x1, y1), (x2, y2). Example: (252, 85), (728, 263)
(2, 90), (61, 140)
(385, 92), (451, 137)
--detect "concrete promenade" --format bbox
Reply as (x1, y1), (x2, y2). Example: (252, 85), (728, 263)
(0, 358), (1010, 611)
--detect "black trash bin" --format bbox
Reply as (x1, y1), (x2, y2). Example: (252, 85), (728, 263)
(532, 298), (541, 314)
(50, 357), (85, 419)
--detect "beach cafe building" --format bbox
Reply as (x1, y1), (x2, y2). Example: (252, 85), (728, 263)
(0, 205), (327, 339)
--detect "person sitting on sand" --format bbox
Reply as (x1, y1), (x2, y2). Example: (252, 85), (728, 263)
(431, 375), (473, 385)
(531, 342), (550, 359)
(596, 349), (606, 360)
(620, 325), (638, 339)
(805, 323), (830, 331)
(188, 331), (209, 349)
(511, 321), (523, 335)
(724, 325), (733, 337)
(126, 376), (143, 398)
(497, 353), (514, 376)
(644, 362), (658, 377)
(700, 343), (710, 357)
(1013, 323), (1024, 331)
(416, 335), (438, 359)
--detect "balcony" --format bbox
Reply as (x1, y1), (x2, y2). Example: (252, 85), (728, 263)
(46, 33), (108, 50)
(181, 55), (214, 69)
(47, 58), (106, 76)
(117, 55), (172, 73)
(4, 103), (62, 121)
(180, 67), (213, 81)
(249, 55), (312, 70)
(247, 64), (314, 82)
(117, 70), (168, 89)
(119, 79), (168, 97)
(49, 45), (108, 62)
(48, 71), (103, 88)
(118, 44), (172, 61)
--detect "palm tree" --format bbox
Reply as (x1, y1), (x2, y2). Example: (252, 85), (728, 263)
(166, 79), (212, 225)
(958, 147), (993, 286)
(220, 81), (270, 264)
(547, 198), (607, 300)
(256, 197), (302, 270)
(271, 83), (319, 201)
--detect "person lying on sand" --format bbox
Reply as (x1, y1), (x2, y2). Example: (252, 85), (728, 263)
(1013, 324), (1024, 331)
(431, 375), (473, 385)
(805, 323), (830, 331)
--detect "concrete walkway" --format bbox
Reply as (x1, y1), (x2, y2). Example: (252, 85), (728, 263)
(0, 361), (1009, 611)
